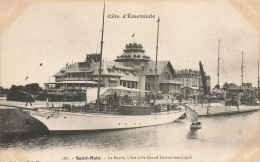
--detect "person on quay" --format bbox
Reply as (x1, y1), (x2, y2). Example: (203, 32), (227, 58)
(25, 93), (33, 106)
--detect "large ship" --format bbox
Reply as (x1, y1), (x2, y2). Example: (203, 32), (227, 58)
(21, 86), (185, 134)
(21, 3), (185, 134)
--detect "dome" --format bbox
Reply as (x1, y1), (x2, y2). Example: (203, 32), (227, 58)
(115, 42), (151, 62)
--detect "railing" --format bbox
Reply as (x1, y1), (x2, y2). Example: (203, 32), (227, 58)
(57, 102), (183, 116)
(61, 104), (120, 115)
(64, 77), (91, 81)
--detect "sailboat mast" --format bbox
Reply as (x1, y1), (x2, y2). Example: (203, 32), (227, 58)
(154, 17), (160, 104)
(241, 51), (244, 89)
(97, 2), (105, 105)
(257, 60), (259, 98)
(217, 39), (220, 87)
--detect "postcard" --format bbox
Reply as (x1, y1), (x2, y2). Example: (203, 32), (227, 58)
(0, 0), (259, 161)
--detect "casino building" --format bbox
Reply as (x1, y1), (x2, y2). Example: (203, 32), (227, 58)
(44, 42), (197, 96)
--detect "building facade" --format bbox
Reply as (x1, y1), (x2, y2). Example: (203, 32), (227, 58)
(114, 43), (182, 96)
(175, 69), (211, 90)
(45, 42), (200, 97)
(223, 82), (256, 99)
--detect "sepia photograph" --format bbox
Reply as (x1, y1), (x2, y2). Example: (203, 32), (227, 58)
(0, 0), (259, 161)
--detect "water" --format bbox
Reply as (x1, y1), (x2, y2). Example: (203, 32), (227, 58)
(0, 111), (259, 161)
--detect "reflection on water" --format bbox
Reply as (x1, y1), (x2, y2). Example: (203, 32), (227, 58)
(186, 129), (199, 140)
(0, 111), (259, 161)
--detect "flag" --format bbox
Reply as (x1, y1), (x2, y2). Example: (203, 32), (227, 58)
(132, 33), (135, 37)
(157, 17), (160, 23)
(25, 76), (28, 80)
(39, 63), (43, 66)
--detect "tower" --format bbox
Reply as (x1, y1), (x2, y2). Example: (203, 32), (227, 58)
(114, 43), (151, 68)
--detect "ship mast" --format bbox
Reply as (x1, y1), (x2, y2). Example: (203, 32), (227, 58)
(96, 2), (105, 106)
(257, 60), (259, 99)
(217, 39), (220, 88)
(154, 17), (160, 104)
(241, 51), (244, 90)
(85, 72), (88, 103)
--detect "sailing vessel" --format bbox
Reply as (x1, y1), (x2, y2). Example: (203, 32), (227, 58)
(195, 41), (260, 116)
(185, 105), (201, 129)
(21, 86), (185, 133)
(21, 3), (185, 134)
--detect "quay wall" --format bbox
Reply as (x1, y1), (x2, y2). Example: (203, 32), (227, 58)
(0, 108), (49, 142)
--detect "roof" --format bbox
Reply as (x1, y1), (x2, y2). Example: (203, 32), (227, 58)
(91, 61), (132, 76)
(92, 69), (125, 77)
(104, 61), (134, 70)
(65, 68), (93, 73)
(140, 61), (175, 76)
(115, 42), (151, 62)
(53, 72), (66, 77)
(54, 61), (133, 77)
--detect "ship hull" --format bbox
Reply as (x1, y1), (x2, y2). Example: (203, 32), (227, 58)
(191, 104), (260, 116)
(22, 109), (185, 133)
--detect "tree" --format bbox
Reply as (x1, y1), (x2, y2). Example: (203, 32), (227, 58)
(6, 83), (45, 101)
(0, 86), (9, 95)
(7, 85), (25, 101)
(24, 83), (44, 95)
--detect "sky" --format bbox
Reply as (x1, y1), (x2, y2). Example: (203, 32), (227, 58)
(1, 1), (258, 88)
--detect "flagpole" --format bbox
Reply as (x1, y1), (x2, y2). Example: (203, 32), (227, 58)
(41, 63), (43, 88)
